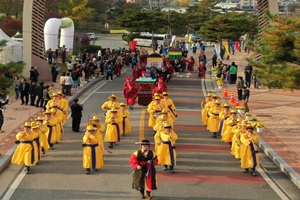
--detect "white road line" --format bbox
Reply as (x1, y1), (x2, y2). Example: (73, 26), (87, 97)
(257, 168), (289, 200)
(2, 168), (27, 200)
(4, 69), (129, 199)
(94, 91), (123, 94)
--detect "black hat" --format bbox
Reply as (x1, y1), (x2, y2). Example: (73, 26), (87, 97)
(140, 140), (150, 146)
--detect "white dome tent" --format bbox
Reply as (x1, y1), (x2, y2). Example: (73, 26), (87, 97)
(0, 29), (23, 64)
(44, 18), (74, 51)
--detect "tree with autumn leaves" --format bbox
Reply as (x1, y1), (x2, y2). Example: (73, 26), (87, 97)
(248, 14), (300, 90)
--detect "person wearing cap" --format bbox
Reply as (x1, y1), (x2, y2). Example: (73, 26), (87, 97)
(82, 125), (104, 174)
(31, 121), (42, 162)
(208, 100), (222, 138)
(147, 95), (166, 128)
(240, 125), (260, 176)
(123, 76), (132, 90)
(153, 108), (174, 150)
(201, 93), (212, 126)
(123, 81), (138, 110)
(46, 92), (58, 109)
(203, 94), (218, 128)
(160, 92), (177, 122)
(152, 80), (167, 97)
(155, 121), (178, 173)
(104, 107), (122, 148)
(120, 102), (131, 136)
(44, 109), (58, 150)
(50, 106), (64, 142)
(36, 116), (50, 154)
(90, 115), (106, 133)
(70, 98), (83, 132)
(129, 139), (158, 199)
(231, 120), (247, 160)
(57, 91), (69, 122)
(217, 103), (231, 136)
(101, 94), (120, 115)
(11, 122), (38, 174)
(221, 110), (238, 147)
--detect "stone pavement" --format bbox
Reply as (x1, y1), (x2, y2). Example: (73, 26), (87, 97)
(209, 50), (300, 189)
(1, 49), (300, 191)
(0, 75), (106, 171)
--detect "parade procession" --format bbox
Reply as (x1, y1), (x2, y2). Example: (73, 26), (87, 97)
(2, 0), (300, 199)
(5, 45), (273, 200)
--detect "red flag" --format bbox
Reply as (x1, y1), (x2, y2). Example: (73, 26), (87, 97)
(129, 41), (137, 51)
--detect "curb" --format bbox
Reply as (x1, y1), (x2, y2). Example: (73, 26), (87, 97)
(207, 64), (300, 190)
(0, 75), (106, 172)
(259, 137), (300, 189)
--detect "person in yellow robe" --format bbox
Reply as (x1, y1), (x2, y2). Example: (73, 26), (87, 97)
(206, 94), (219, 131)
(11, 122), (38, 174)
(221, 109), (238, 146)
(147, 96), (166, 128)
(155, 121), (178, 173)
(57, 91), (69, 122)
(240, 125), (260, 176)
(217, 103), (230, 136)
(82, 125), (104, 174)
(101, 94), (120, 115)
(31, 121), (42, 162)
(208, 100), (222, 138)
(231, 120), (247, 159)
(36, 116), (50, 154)
(201, 93), (212, 126)
(90, 115), (106, 134)
(46, 92), (58, 109)
(104, 107), (122, 148)
(153, 108), (174, 133)
(50, 106), (63, 142)
(120, 102), (131, 135)
(44, 109), (58, 150)
(160, 92), (178, 122)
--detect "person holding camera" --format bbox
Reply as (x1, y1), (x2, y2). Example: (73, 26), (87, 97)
(154, 121), (178, 173)
(70, 98), (83, 132)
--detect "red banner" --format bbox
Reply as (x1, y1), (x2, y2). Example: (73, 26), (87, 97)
(129, 41), (137, 51)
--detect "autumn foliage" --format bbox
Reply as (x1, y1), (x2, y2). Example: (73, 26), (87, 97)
(1, 17), (22, 37)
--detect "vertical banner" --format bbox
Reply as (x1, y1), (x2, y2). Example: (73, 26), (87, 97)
(170, 35), (176, 47)
(214, 42), (222, 61)
(129, 41), (137, 51)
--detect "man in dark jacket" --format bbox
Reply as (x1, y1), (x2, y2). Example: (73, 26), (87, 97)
(36, 82), (45, 108)
(29, 81), (38, 106)
(30, 66), (40, 83)
(19, 79), (30, 105)
(70, 98), (83, 132)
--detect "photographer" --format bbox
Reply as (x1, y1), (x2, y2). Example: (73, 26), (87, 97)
(70, 98), (83, 132)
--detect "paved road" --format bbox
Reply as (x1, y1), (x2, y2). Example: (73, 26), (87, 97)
(0, 69), (295, 200)
(1, 35), (300, 200)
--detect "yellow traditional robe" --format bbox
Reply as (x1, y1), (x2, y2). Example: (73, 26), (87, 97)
(155, 130), (178, 166)
(11, 131), (38, 166)
(240, 133), (260, 169)
(82, 132), (104, 169)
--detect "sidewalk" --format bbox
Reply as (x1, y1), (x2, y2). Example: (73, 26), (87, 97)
(210, 50), (300, 189)
(0, 75), (106, 171)
(1, 49), (300, 190)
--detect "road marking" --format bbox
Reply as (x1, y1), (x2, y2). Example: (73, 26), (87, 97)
(257, 168), (289, 200)
(94, 91), (123, 94)
(2, 168), (27, 200)
(176, 108), (201, 112)
(139, 109), (146, 141)
(5, 71), (129, 199)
